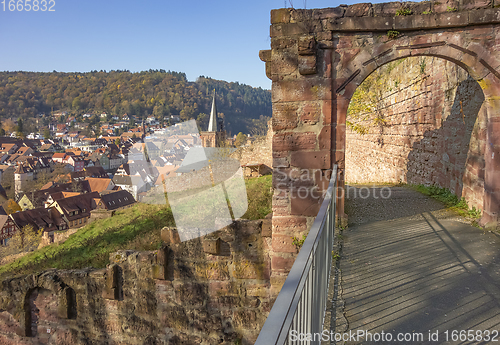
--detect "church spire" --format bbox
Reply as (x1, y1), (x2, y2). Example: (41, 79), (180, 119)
(207, 89), (217, 132)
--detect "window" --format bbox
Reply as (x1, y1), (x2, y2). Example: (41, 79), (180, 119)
(79, 219), (82, 224)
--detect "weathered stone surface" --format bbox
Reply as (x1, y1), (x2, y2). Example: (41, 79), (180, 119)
(298, 35), (316, 55)
(273, 132), (317, 152)
(258, 49), (271, 62)
(469, 8), (500, 25)
(298, 55), (317, 75)
(0, 219), (273, 345)
(202, 237), (221, 255)
(345, 57), (487, 212)
(345, 3), (373, 17)
(326, 16), (394, 31)
(462, 0), (492, 10)
(290, 150), (331, 169)
(271, 8), (292, 24)
(265, 0), (500, 278)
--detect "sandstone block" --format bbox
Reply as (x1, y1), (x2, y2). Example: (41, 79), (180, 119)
(258, 49), (271, 62)
(290, 150), (331, 170)
(271, 8), (291, 24)
(345, 3), (372, 17)
(202, 238), (221, 255)
(273, 132), (317, 152)
(432, 0), (460, 13)
(373, 2), (402, 16)
(273, 103), (299, 131)
(271, 50), (298, 75)
(290, 191), (322, 216)
(272, 234), (299, 253)
(461, 0), (492, 10)
(271, 37), (297, 50)
(261, 219), (272, 237)
(160, 227), (181, 244)
(232, 260), (268, 279)
(300, 102), (321, 124)
(312, 7), (345, 20)
(272, 216), (308, 233)
(299, 55), (317, 75)
(272, 79), (332, 102)
(298, 35), (316, 55)
(271, 255), (296, 272)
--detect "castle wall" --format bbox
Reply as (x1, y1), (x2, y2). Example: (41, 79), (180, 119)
(0, 219), (273, 345)
(231, 120), (273, 169)
(345, 57), (486, 210)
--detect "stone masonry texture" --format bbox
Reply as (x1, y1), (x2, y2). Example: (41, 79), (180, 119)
(0, 219), (273, 345)
(261, 0), (500, 282)
(345, 57), (487, 211)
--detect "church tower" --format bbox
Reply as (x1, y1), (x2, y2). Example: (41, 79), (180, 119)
(200, 90), (226, 147)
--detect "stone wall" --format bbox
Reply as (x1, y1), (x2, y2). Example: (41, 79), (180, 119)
(231, 120), (273, 169)
(261, 0), (500, 259)
(345, 56), (486, 210)
(0, 219), (273, 345)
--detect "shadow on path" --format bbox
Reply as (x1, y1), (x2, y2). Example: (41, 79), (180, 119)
(329, 186), (500, 345)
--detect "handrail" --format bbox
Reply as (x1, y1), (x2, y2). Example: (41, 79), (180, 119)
(255, 165), (338, 345)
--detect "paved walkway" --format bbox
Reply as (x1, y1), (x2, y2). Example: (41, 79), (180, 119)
(328, 186), (500, 345)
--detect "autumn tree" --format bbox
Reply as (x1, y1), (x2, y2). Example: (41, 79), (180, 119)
(0, 224), (43, 258)
(3, 199), (21, 214)
(234, 132), (248, 147)
(2, 118), (16, 134)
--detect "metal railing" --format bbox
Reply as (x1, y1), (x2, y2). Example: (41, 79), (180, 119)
(255, 165), (338, 345)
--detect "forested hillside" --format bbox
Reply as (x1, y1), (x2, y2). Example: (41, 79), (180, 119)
(0, 70), (271, 135)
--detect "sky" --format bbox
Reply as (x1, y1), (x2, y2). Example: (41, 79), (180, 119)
(0, 0), (384, 90)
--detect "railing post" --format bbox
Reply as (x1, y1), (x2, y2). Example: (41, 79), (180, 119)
(255, 165), (338, 345)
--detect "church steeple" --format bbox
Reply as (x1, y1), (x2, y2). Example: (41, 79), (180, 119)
(207, 89), (217, 132)
(200, 89), (225, 148)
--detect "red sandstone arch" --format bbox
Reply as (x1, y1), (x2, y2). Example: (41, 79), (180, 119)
(333, 30), (500, 226)
(260, 2), (500, 283)
(14, 273), (77, 337)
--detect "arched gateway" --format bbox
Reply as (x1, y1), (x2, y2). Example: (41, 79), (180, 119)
(260, 1), (500, 278)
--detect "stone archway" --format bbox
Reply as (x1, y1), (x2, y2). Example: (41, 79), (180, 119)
(0, 271), (79, 338)
(260, 1), (500, 281)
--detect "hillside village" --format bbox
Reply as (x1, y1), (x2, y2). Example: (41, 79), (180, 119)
(0, 94), (272, 249)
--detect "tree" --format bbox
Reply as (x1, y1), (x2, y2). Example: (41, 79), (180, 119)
(0, 224), (43, 258)
(0, 127), (5, 136)
(234, 132), (248, 147)
(43, 128), (51, 139)
(115, 138), (121, 146)
(3, 199), (21, 214)
(196, 113), (208, 131)
(2, 118), (15, 134)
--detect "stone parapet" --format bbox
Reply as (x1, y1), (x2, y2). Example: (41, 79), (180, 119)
(0, 219), (273, 345)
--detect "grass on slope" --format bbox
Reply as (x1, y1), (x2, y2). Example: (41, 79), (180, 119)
(241, 175), (272, 220)
(0, 203), (174, 280)
(409, 184), (482, 219)
(0, 175), (273, 280)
